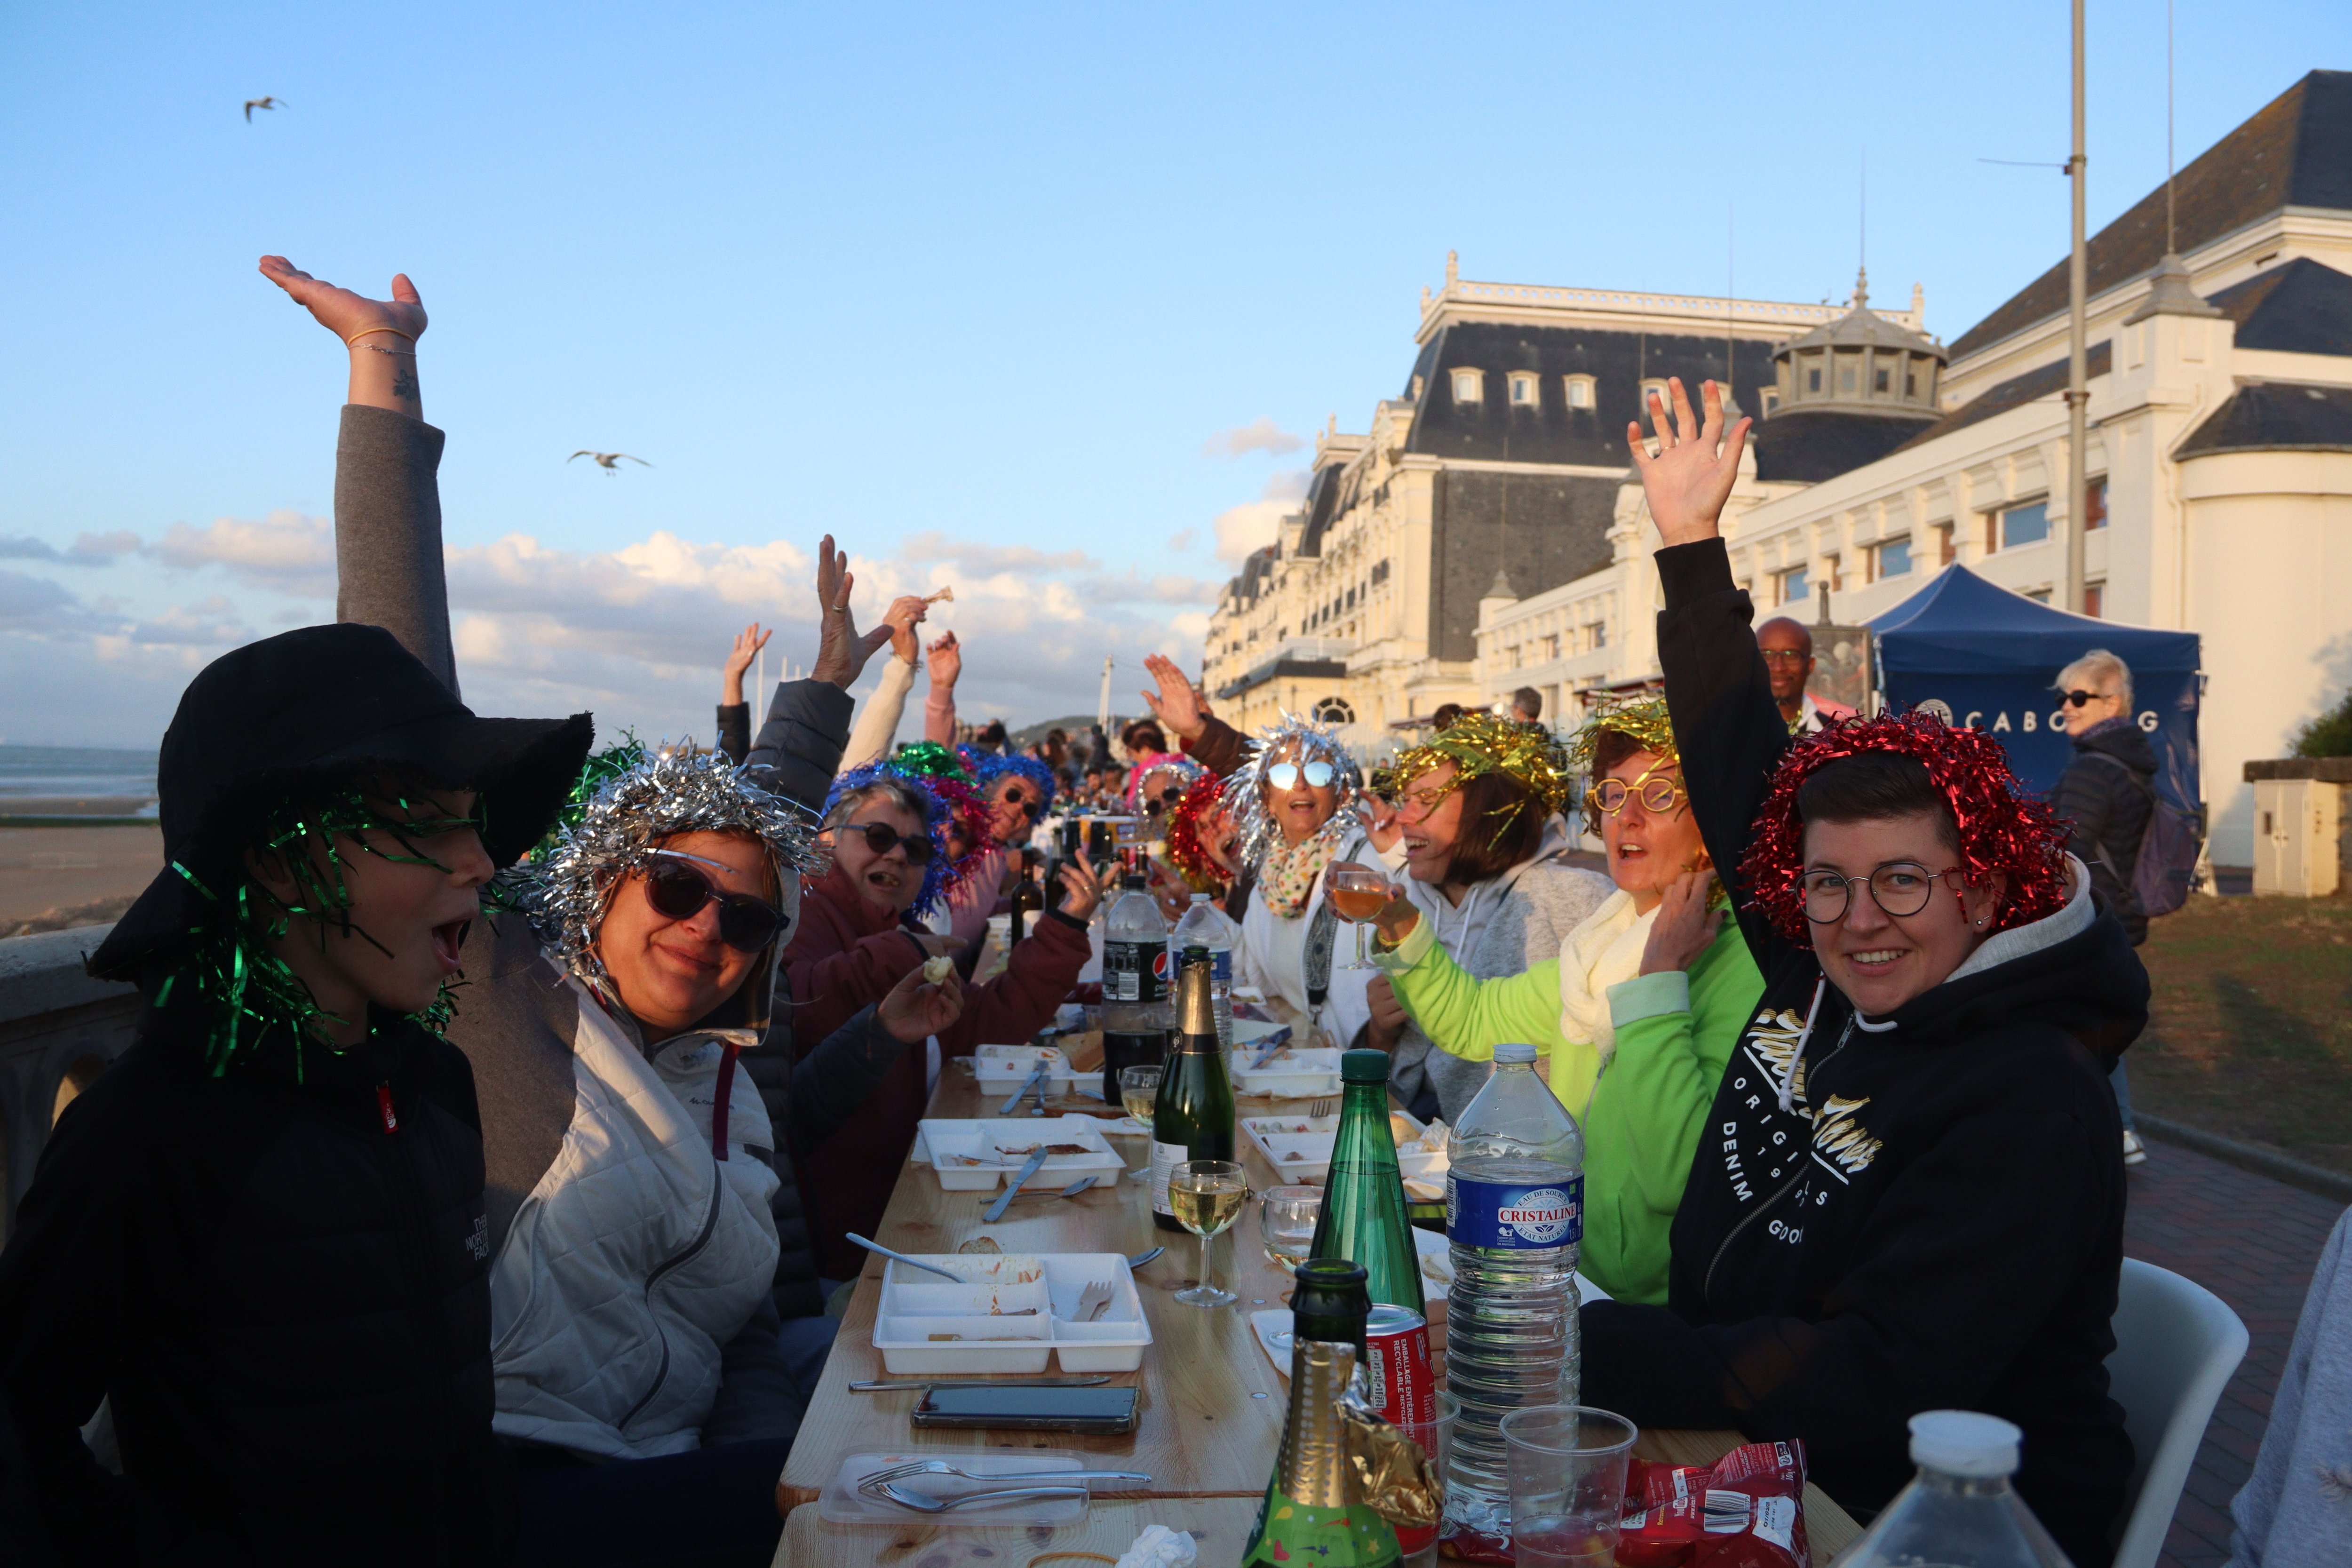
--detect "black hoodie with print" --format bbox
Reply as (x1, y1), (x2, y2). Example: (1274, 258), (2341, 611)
(1580, 539), (2145, 1568)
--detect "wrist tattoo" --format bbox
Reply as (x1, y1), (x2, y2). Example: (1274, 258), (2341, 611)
(389, 367), (420, 401)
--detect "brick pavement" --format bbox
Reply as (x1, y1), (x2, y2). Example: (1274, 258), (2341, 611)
(2122, 1135), (2348, 1567)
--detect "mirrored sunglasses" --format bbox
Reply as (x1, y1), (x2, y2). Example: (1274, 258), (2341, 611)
(1264, 760), (1335, 791)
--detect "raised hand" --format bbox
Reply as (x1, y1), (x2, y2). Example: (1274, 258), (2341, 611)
(1626, 377), (1750, 548)
(810, 536), (899, 689)
(877, 961), (965, 1043)
(1139, 653), (1208, 742)
(722, 623), (771, 706)
(882, 595), (930, 666)
(1056, 849), (1105, 923)
(927, 630), (962, 689)
(1638, 870), (1724, 976)
(1357, 794), (1402, 854)
(259, 255), (427, 345)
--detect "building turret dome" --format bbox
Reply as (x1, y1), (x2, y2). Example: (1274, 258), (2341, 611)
(1770, 268), (1946, 419)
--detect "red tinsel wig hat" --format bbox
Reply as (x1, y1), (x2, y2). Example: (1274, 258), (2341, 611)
(1737, 710), (2072, 945)
(1163, 769), (1230, 893)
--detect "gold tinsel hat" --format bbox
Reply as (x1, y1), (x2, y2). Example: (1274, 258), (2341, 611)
(1564, 692), (1679, 778)
(1371, 712), (1576, 824)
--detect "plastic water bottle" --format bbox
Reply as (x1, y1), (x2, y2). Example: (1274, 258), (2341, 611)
(1099, 874), (1173, 1103)
(1837, 1411), (2076, 1567)
(1168, 892), (1239, 1051)
(1442, 1041), (1585, 1558)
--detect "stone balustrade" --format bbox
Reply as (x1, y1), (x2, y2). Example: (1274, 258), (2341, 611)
(0, 924), (140, 1242)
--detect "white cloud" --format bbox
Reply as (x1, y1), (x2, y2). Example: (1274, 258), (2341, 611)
(1211, 469), (1310, 565)
(1167, 528), (1198, 553)
(0, 530), (141, 567)
(1203, 418), (1306, 459)
(148, 510), (334, 597)
(900, 532), (1095, 575)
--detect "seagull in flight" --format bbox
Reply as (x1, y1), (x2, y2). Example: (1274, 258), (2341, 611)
(569, 451), (652, 474)
(243, 96), (287, 122)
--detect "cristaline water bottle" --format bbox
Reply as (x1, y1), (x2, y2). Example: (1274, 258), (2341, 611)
(1833, 1411), (2077, 1568)
(1441, 1041), (1585, 1562)
(1169, 891), (1239, 1050)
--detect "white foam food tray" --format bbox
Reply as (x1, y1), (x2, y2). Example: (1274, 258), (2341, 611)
(916, 1117), (1123, 1192)
(1242, 1110), (1439, 1186)
(972, 1043), (1077, 1095)
(1232, 1044), (1343, 1097)
(872, 1252), (1153, 1374)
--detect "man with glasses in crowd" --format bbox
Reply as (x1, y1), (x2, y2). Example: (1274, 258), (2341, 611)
(1757, 617), (1855, 735)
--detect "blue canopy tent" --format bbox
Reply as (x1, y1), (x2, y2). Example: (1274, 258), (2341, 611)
(1867, 565), (2204, 815)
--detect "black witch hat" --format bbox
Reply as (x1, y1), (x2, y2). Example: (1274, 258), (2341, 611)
(90, 622), (593, 982)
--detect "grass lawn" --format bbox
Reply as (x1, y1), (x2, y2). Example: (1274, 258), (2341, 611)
(2131, 894), (2352, 1174)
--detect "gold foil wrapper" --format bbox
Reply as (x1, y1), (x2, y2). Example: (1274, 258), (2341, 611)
(1340, 1385), (1441, 1531)
(1280, 1339), (1358, 1508)
(1176, 952), (1219, 1042)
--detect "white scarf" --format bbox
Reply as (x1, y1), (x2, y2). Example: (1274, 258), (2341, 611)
(1556, 890), (1658, 1066)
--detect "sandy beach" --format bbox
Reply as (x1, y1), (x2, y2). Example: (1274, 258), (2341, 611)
(0, 824), (163, 933)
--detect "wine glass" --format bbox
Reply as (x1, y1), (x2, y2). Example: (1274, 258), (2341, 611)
(1118, 1065), (1161, 1134)
(1259, 1185), (1321, 1275)
(1326, 863), (1394, 970)
(1169, 1160), (1248, 1308)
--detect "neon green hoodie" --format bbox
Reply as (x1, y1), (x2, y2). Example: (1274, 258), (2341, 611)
(1374, 903), (1761, 1304)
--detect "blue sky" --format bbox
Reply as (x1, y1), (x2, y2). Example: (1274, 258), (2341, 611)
(2, 1), (2344, 746)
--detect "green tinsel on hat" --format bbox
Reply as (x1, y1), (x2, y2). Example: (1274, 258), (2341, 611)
(886, 740), (976, 782)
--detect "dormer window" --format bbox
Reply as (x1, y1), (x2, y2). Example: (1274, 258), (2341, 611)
(1564, 374), (1596, 410)
(1760, 387), (1781, 416)
(1807, 366), (1823, 393)
(1508, 372), (1539, 407)
(1874, 367), (1891, 393)
(1452, 368), (1485, 403)
(1639, 378), (1670, 411)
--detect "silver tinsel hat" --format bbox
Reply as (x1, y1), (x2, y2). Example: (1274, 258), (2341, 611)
(509, 746), (826, 1003)
(1227, 711), (1363, 868)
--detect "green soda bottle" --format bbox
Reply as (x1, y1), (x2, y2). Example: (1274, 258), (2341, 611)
(1241, 1259), (1401, 1567)
(1307, 1049), (1423, 1311)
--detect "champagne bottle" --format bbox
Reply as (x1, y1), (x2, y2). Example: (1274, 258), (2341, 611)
(1150, 946), (1235, 1234)
(1242, 1260), (1402, 1568)
(1309, 1049), (1424, 1312)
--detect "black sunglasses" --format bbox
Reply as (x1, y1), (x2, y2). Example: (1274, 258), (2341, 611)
(997, 784), (1041, 819)
(642, 856), (786, 953)
(849, 820), (936, 865)
(2060, 689), (2105, 708)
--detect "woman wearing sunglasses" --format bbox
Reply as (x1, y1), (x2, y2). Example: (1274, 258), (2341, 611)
(785, 768), (1103, 1280)
(1227, 716), (1380, 1049)
(1355, 698), (1761, 1300)
(1573, 380), (2143, 1567)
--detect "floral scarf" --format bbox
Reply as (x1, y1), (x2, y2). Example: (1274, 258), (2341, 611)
(1256, 811), (1356, 920)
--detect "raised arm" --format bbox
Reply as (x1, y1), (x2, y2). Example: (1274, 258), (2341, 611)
(1630, 378), (1790, 968)
(834, 597), (932, 772)
(745, 539), (898, 809)
(260, 255), (458, 694)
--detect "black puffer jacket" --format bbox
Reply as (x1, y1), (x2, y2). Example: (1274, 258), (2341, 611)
(2053, 717), (2158, 944)
(1581, 539), (2145, 1568)
(0, 1015), (510, 1566)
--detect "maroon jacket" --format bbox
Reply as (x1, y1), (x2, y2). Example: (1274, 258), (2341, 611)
(784, 862), (1091, 1278)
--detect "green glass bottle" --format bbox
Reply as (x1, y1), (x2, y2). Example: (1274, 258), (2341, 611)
(1242, 1259), (1401, 1567)
(1307, 1049), (1423, 1311)
(1149, 946), (1236, 1234)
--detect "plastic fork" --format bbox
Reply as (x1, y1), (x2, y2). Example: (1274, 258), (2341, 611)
(1072, 1279), (1116, 1322)
(868, 1481), (1089, 1513)
(858, 1459), (1151, 1490)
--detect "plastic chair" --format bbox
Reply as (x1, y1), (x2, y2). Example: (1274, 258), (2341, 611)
(2105, 1257), (2249, 1568)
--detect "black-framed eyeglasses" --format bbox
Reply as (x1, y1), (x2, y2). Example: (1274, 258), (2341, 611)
(1583, 761), (1686, 818)
(1799, 862), (1963, 923)
(642, 854), (787, 953)
(848, 820), (936, 865)
(1758, 648), (1811, 665)
(1265, 760), (1335, 791)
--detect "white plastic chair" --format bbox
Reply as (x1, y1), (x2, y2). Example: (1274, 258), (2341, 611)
(2105, 1257), (2249, 1568)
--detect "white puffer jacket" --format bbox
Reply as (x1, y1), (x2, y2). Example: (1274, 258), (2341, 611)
(487, 978), (781, 1460)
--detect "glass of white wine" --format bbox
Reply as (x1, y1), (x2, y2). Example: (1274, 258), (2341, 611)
(1169, 1159), (1248, 1308)
(1118, 1064), (1162, 1134)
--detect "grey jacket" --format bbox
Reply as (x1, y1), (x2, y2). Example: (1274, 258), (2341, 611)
(331, 403), (884, 1444)
(1386, 817), (1613, 1123)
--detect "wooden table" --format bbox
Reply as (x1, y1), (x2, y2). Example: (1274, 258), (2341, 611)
(774, 1069), (1859, 1562)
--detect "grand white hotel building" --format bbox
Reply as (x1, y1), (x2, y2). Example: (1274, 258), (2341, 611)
(1201, 70), (2352, 867)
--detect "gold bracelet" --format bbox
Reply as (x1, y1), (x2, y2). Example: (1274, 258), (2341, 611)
(346, 326), (416, 346)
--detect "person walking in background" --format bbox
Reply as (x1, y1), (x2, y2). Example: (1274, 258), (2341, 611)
(1756, 616), (1854, 734)
(2052, 648), (2158, 1167)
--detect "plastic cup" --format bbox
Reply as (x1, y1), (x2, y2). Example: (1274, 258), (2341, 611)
(1398, 1391), (1462, 1567)
(1501, 1405), (1637, 1568)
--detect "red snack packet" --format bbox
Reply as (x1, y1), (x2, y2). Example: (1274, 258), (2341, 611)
(1618, 1441), (1810, 1568)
